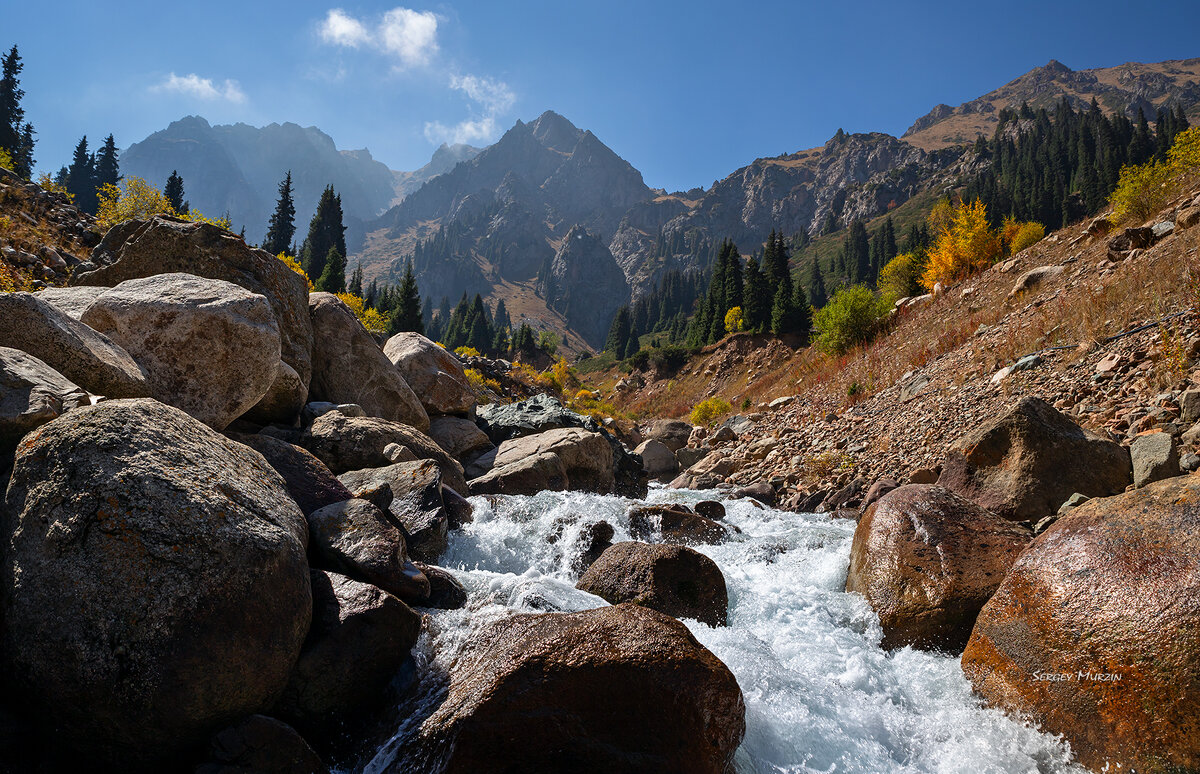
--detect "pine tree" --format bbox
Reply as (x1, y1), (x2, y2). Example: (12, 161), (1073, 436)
(263, 171), (296, 255)
(807, 257), (828, 309)
(605, 306), (632, 355)
(0, 45), (34, 178)
(388, 260), (424, 335)
(302, 185), (346, 280)
(164, 170), (185, 214)
(743, 256), (769, 332)
(65, 136), (97, 214)
(348, 262), (364, 297)
(770, 283), (795, 335)
(94, 134), (120, 190)
(315, 247), (346, 294)
(793, 282), (812, 344)
(493, 299), (511, 334)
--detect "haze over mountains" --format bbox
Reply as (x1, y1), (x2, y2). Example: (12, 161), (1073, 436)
(122, 57), (1200, 349)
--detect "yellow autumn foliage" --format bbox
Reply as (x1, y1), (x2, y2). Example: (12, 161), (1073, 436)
(96, 177), (230, 231)
(277, 253), (313, 291)
(723, 306), (744, 334)
(335, 292), (389, 334)
(36, 173), (73, 203)
(920, 199), (1002, 290)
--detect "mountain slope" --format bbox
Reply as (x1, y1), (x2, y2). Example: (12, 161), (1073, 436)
(904, 58), (1200, 150)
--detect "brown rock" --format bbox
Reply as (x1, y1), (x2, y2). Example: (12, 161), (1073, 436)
(338, 460), (449, 562)
(643, 418), (693, 452)
(411, 604), (744, 774)
(308, 293), (429, 431)
(846, 485), (1032, 651)
(428, 415), (493, 459)
(383, 332), (476, 416)
(468, 450), (568, 495)
(629, 504), (730, 545)
(577, 541), (728, 626)
(962, 475), (1200, 773)
(0, 347), (89, 454)
(306, 498), (430, 603)
(412, 562), (468, 610)
(938, 397), (1131, 521)
(229, 433), (352, 516)
(196, 715), (328, 774)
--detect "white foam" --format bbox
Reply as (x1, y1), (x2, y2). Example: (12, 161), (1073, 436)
(364, 487), (1085, 774)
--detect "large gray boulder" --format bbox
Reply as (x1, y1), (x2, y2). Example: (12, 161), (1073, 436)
(1, 399), (312, 767)
(383, 332), (475, 416)
(228, 433), (353, 517)
(484, 427), (614, 494)
(428, 415), (494, 460)
(1130, 431), (1180, 488)
(642, 419), (694, 453)
(32, 286), (107, 320)
(938, 397), (1131, 522)
(81, 273), (280, 430)
(634, 438), (678, 481)
(0, 292), (149, 398)
(306, 498), (430, 603)
(308, 293), (429, 431)
(72, 216), (314, 390)
(404, 604), (744, 774)
(467, 451), (568, 496)
(577, 542), (728, 627)
(337, 460), (450, 562)
(273, 570), (421, 749)
(0, 347), (89, 454)
(279, 412), (466, 493)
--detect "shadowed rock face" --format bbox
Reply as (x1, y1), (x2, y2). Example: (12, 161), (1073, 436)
(1, 398), (312, 769)
(962, 474), (1200, 773)
(938, 396), (1131, 522)
(846, 485), (1032, 652)
(577, 541), (729, 627)
(409, 603), (745, 774)
(0, 347), (89, 454)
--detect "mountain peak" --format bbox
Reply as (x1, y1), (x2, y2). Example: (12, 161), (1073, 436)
(530, 111), (582, 153)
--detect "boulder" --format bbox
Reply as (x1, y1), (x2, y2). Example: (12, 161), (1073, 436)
(440, 484), (474, 528)
(273, 570), (421, 749)
(1131, 431), (1180, 488)
(32, 285), (107, 319)
(412, 604), (744, 774)
(573, 520), (615, 574)
(468, 451), (568, 496)
(383, 332), (475, 416)
(243, 360), (308, 425)
(846, 485), (1032, 651)
(629, 504), (730, 545)
(694, 500), (727, 521)
(338, 460), (449, 562)
(412, 562), (468, 610)
(308, 292), (429, 431)
(675, 446), (709, 470)
(282, 412), (467, 492)
(1182, 389), (1200, 426)
(671, 450), (737, 489)
(81, 273), (280, 430)
(643, 418), (693, 452)
(938, 397), (1131, 521)
(72, 216), (314, 389)
(860, 478), (900, 511)
(0, 291), (149, 398)
(428, 415), (494, 459)
(1, 399), (311, 767)
(731, 481), (775, 505)
(229, 433), (353, 516)
(487, 427), (615, 494)
(1107, 225), (1156, 254)
(962, 474), (1200, 773)
(195, 715), (328, 774)
(1178, 205), (1200, 230)
(0, 347), (89, 454)
(634, 438), (679, 481)
(1008, 265), (1063, 297)
(307, 498), (431, 603)
(476, 393), (588, 444)
(577, 542), (728, 626)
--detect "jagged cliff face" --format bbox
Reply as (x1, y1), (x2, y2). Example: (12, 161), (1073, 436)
(122, 117), (399, 242)
(609, 132), (965, 295)
(391, 143), (480, 204)
(904, 58), (1200, 150)
(539, 225), (630, 347)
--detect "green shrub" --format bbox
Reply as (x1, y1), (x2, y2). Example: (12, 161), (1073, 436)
(690, 397), (732, 426)
(649, 344), (692, 373)
(812, 285), (891, 355)
(878, 252), (924, 301)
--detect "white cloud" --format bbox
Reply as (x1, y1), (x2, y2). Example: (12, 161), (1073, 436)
(151, 72), (246, 103)
(319, 6), (438, 68)
(424, 74), (516, 145)
(319, 9), (370, 47)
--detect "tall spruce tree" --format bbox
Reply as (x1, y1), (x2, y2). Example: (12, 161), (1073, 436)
(164, 170), (187, 214)
(807, 257), (828, 309)
(743, 255), (770, 332)
(65, 136), (97, 214)
(94, 134), (120, 190)
(605, 306), (632, 355)
(348, 262), (364, 297)
(388, 260), (424, 335)
(263, 171), (296, 255)
(301, 185), (346, 280)
(0, 45), (34, 178)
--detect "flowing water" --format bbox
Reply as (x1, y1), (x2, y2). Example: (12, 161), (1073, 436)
(364, 487), (1086, 774)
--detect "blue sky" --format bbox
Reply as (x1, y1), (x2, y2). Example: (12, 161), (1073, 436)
(9, 0), (1200, 192)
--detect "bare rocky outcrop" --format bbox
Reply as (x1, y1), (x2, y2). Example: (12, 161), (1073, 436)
(938, 397), (1131, 522)
(1, 399), (312, 768)
(846, 485), (1032, 651)
(577, 541), (729, 627)
(0, 291), (149, 398)
(962, 474), (1200, 773)
(406, 604), (745, 774)
(308, 293), (428, 430)
(0, 347), (89, 454)
(383, 332), (476, 417)
(81, 273), (280, 430)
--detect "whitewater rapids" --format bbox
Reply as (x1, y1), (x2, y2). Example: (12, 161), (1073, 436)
(364, 487), (1086, 774)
